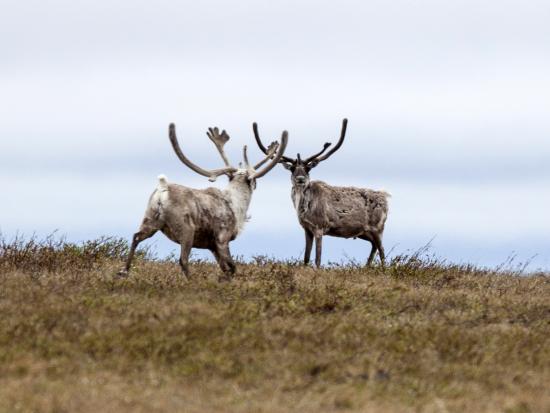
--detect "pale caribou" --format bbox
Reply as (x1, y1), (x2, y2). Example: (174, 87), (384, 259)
(254, 119), (389, 267)
(119, 123), (288, 280)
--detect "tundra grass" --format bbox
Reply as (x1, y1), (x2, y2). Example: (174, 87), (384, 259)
(0, 237), (548, 412)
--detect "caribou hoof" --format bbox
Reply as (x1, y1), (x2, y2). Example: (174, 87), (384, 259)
(116, 269), (129, 278)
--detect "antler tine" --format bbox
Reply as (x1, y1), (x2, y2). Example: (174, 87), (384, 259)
(303, 142), (332, 164)
(253, 122), (294, 163)
(252, 123), (267, 153)
(253, 141), (279, 170)
(250, 131), (289, 179)
(312, 118), (348, 163)
(207, 127), (233, 167)
(243, 145), (251, 168)
(169, 124), (237, 182)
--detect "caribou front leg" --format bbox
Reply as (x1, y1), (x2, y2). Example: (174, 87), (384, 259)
(304, 229), (314, 265)
(314, 234), (323, 268)
(214, 242), (236, 282)
(372, 233), (386, 268)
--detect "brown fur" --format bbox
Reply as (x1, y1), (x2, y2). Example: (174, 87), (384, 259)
(298, 182), (388, 237)
(292, 180), (389, 267)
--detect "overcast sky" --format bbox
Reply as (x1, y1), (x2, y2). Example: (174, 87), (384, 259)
(1, 0), (549, 270)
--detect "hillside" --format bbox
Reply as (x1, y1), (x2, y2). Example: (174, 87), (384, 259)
(0, 237), (548, 413)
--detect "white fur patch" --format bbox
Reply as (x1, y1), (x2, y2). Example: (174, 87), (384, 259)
(150, 175), (170, 219)
(291, 186), (309, 220)
(157, 174), (169, 189)
(224, 176), (253, 235)
(378, 212), (387, 230)
(292, 190), (302, 214)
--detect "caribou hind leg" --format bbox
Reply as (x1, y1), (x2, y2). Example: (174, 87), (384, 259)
(119, 218), (160, 276)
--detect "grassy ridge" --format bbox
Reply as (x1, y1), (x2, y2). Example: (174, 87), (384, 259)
(0, 237), (549, 413)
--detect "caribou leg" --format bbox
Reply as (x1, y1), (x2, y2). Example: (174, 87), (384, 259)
(119, 220), (159, 276)
(360, 235), (378, 266)
(367, 243), (378, 266)
(372, 233), (386, 267)
(304, 229), (314, 265)
(215, 243), (236, 281)
(314, 234), (323, 268)
(178, 233), (194, 279)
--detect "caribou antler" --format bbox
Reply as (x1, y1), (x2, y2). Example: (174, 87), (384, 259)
(243, 142), (280, 171)
(250, 131), (288, 179)
(242, 145), (252, 171)
(244, 140), (284, 175)
(253, 122), (294, 164)
(169, 124), (237, 182)
(252, 141), (279, 169)
(303, 142), (332, 164)
(207, 127), (232, 167)
(253, 120), (346, 167)
(309, 118), (348, 163)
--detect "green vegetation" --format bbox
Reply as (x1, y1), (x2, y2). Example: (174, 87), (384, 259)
(0, 237), (548, 412)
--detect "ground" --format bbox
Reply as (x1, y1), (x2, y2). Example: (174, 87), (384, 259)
(0, 237), (548, 413)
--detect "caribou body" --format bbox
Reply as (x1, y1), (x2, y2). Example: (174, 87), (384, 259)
(119, 123), (288, 280)
(254, 119), (389, 267)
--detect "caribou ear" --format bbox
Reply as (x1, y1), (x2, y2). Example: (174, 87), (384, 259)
(282, 162), (293, 170)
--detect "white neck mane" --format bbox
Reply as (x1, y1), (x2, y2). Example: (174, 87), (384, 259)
(224, 178), (253, 235)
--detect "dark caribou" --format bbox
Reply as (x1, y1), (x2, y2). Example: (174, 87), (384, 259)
(254, 119), (389, 267)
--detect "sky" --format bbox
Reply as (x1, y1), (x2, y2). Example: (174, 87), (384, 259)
(1, 0), (549, 271)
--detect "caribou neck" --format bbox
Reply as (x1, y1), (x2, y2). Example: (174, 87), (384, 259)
(291, 182), (311, 217)
(224, 178), (254, 234)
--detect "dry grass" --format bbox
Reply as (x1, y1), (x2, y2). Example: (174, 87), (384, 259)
(0, 237), (549, 413)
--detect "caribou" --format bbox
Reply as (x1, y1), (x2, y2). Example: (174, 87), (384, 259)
(119, 123), (288, 281)
(254, 119), (389, 267)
